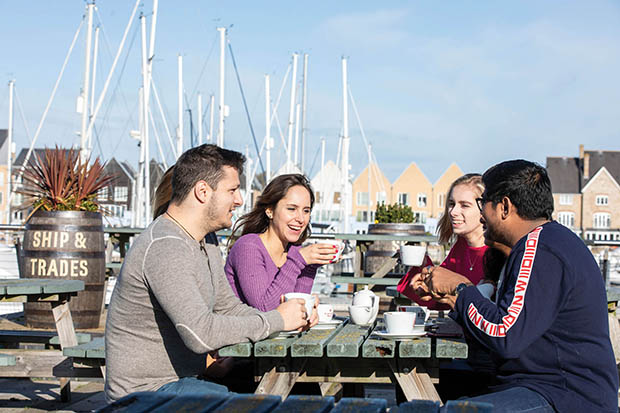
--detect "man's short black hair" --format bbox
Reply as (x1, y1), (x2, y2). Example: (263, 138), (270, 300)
(482, 159), (554, 221)
(171, 144), (246, 204)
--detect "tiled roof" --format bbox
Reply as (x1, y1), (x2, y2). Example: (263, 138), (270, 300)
(546, 150), (620, 194)
(546, 157), (581, 193)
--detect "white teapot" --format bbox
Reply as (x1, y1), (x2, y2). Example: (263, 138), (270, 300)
(352, 286), (380, 324)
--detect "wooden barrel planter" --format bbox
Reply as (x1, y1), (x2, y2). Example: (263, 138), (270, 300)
(365, 223), (426, 276)
(21, 210), (106, 329)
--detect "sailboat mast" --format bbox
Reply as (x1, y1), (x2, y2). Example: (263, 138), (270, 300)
(217, 27), (226, 147)
(6, 80), (14, 225)
(286, 53), (298, 172)
(176, 54), (183, 158)
(140, 13), (151, 224)
(367, 143), (372, 224)
(88, 25), (99, 154)
(197, 93), (203, 145)
(264, 74), (271, 183)
(341, 57), (350, 233)
(208, 94), (215, 143)
(80, 2), (95, 162)
(300, 53), (308, 174)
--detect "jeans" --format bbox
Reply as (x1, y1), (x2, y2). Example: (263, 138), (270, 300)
(157, 376), (231, 397)
(445, 386), (556, 412)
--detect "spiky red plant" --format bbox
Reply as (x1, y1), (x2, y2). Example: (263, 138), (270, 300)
(19, 147), (115, 216)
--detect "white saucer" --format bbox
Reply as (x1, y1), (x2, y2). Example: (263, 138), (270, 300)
(276, 330), (300, 338)
(374, 329), (426, 339)
(318, 319), (342, 325)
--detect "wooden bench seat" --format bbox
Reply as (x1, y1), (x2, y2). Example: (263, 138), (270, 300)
(0, 353), (16, 367)
(0, 330), (92, 348)
(63, 336), (105, 359)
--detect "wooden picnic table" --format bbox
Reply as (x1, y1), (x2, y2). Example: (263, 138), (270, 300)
(0, 278), (84, 401)
(219, 316), (467, 403)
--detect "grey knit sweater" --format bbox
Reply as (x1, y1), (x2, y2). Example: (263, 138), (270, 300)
(104, 216), (284, 402)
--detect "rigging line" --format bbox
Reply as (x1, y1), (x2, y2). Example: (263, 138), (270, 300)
(13, 86), (33, 145)
(307, 142), (321, 178)
(94, 6), (136, 124)
(149, 106), (168, 170)
(86, 0), (141, 144)
(151, 79), (176, 159)
(97, 21), (140, 153)
(348, 86), (386, 194)
(227, 41), (265, 176)
(14, 16), (84, 181)
(201, 94), (212, 123)
(110, 98), (139, 157)
(189, 33), (218, 104)
(91, 123), (105, 161)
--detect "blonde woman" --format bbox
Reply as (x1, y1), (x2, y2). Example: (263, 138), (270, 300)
(398, 173), (488, 309)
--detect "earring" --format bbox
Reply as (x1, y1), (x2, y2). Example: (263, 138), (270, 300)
(266, 212), (272, 219)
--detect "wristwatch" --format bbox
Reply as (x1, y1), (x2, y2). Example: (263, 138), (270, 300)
(454, 283), (469, 297)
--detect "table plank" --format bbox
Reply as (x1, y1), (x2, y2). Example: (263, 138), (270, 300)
(399, 337), (431, 358)
(327, 323), (373, 358)
(291, 323), (345, 357)
(330, 397), (388, 413)
(363, 321), (396, 358)
(255, 336), (298, 358)
(218, 341), (253, 357)
(271, 395), (335, 413)
(213, 394), (282, 413)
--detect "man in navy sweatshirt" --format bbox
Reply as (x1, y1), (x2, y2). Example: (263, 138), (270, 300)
(414, 160), (618, 412)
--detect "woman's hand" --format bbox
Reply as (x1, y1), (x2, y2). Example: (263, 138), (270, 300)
(300, 243), (337, 265)
(408, 266), (435, 301)
(307, 295), (319, 328)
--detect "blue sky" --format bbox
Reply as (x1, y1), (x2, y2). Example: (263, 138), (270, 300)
(1, 1), (619, 183)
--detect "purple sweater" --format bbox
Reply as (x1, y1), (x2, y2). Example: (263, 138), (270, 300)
(225, 233), (319, 312)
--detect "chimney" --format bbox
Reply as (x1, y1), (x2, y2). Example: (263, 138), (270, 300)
(584, 153), (590, 180)
(579, 144), (584, 160)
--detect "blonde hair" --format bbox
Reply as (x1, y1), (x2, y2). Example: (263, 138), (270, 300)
(436, 173), (484, 244)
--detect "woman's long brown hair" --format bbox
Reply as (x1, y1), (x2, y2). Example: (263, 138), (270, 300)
(229, 174), (315, 249)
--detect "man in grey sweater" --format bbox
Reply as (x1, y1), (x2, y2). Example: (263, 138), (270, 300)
(105, 145), (308, 402)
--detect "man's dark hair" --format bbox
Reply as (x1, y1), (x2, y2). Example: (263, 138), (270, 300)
(482, 159), (554, 220)
(170, 144), (246, 204)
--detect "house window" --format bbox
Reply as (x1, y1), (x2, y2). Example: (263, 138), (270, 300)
(413, 211), (427, 224)
(356, 191), (369, 206)
(417, 193), (427, 208)
(557, 212), (575, 229)
(315, 192), (322, 203)
(98, 186), (109, 201)
(0, 191), (3, 205)
(595, 195), (609, 206)
(114, 186), (128, 202)
(593, 212), (611, 229)
(376, 191), (387, 205)
(356, 210), (375, 222)
(559, 194), (573, 205)
(333, 192), (341, 204)
(397, 192), (409, 206)
(438, 193), (445, 209)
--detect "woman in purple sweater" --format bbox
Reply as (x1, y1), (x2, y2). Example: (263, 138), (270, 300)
(225, 174), (337, 313)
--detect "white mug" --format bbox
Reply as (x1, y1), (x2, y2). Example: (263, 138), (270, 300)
(317, 304), (334, 323)
(400, 245), (426, 266)
(384, 311), (416, 335)
(284, 292), (314, 317)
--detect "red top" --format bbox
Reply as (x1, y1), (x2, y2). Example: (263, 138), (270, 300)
(397, 237), (488, 310)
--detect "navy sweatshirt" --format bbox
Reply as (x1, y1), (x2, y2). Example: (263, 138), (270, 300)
(454, 221), (618, 412)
